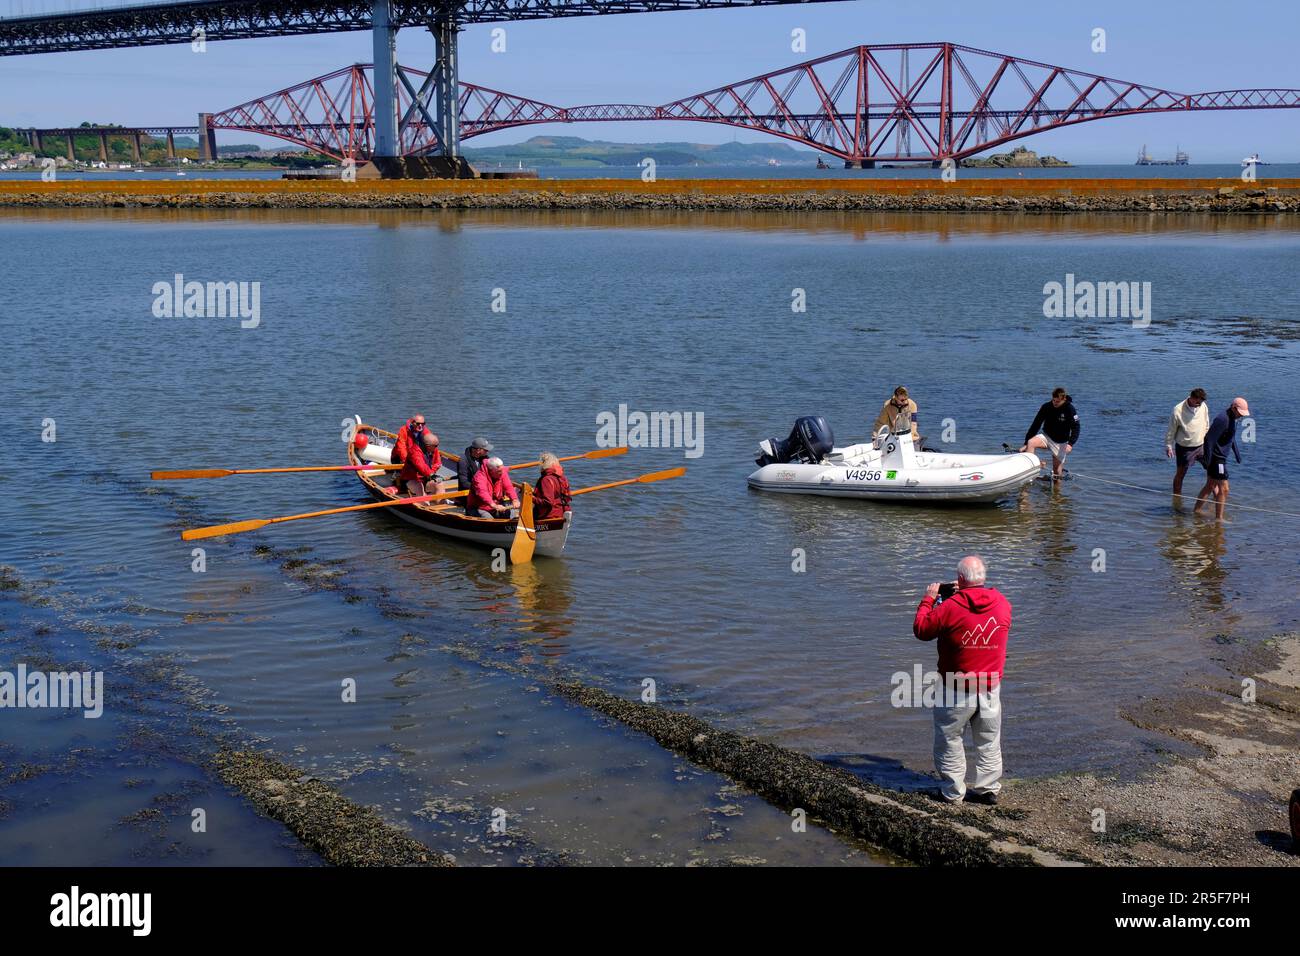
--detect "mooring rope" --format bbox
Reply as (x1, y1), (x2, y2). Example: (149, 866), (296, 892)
(1066, 469), (1300, 519)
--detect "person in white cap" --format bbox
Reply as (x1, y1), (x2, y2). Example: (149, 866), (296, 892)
(1194, 397), (1250, 521)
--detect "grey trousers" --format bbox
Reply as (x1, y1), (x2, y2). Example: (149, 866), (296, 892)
(932, 683), (1003, 802)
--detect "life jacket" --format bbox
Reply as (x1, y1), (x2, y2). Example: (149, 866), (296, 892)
(399, 441), (441, 483)
(393, 419), (425, 465)
(536, 467), (572, 519)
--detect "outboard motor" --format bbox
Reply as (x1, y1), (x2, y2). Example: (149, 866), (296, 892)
(755, 416), (835, 466)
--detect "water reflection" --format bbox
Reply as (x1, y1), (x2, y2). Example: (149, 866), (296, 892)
(1159, 514), (1233, 621)
(6, 206), (1300, 243)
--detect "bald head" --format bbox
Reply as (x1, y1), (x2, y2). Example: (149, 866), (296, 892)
(956, 555), (987, 588)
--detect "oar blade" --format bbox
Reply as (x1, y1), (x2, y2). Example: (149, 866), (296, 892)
(181, 518), (271, 541)
(585, 446), (629, 459)
(638, 467), (686, 483)
(570, 467), (687, 496)
(509, 484), (537, 565)
(152, 469), (234, 480)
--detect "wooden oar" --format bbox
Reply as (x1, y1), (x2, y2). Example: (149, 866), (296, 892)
(509, 483), (537, 564)
(507, 446), (628, 471)
(180, 488), (470, 541)
(570, 467), (686, 496)
(441, 446), (628, 469)
(153, 463), (400, 480)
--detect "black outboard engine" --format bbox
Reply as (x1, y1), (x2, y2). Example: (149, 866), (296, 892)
(755, 416), (835, 466)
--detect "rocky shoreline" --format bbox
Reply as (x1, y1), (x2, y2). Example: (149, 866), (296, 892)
(0, 186), (1297, 213)
(212, 749), (454, 867)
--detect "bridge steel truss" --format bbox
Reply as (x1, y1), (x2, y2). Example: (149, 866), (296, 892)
(202, 44), (1300, 165)
(0, 0), (860, 161)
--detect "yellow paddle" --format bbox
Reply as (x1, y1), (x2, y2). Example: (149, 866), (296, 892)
(509, 484), (537, 565)
(180, 488), (470, 541)
(570, 467), (686, 496)
(153, 463), (399, 480)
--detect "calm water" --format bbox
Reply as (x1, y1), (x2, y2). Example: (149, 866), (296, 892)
(2, 206), (1298, 864)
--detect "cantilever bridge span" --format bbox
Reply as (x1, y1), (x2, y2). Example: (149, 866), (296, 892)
(203, 45), (1300, 166)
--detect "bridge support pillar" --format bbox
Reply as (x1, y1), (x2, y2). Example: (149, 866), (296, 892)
(98, 132), (109, 162)
(431, 12), (461, 160)
(371, 0), (400, 158)
(166, 131), (176, 160)
(197, 113), (218, 162)
(131, 134), (142, 162)
(844, 159), (875, 168)
(66, 133), (75, 162)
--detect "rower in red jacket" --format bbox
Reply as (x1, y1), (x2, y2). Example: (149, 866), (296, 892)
(913, 555), (1012, 805)
(397, 430), (445, 499)
(534, 453), (573, 520)
(391, 415), (427, 468)
(467, 457), (519, 517)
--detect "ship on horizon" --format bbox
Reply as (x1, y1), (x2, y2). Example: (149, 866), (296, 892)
(1136, 144), (1189, 165)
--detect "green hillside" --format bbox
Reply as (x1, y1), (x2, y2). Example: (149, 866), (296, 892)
(463, 134), (820, 168)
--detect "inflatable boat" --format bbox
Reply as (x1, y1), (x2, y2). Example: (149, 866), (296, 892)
(747, 416), (1041, 504)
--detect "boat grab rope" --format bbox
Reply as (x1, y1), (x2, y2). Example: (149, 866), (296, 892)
(1067, 469), (1300, 519)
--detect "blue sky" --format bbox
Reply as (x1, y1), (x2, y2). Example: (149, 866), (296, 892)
(2, 0), (1299, 161)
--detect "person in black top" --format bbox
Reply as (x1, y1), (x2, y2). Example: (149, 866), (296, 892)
(1194, 397), (1249, 521)
(1019, 387), (1080, 479)
(457, 436), (494, 491)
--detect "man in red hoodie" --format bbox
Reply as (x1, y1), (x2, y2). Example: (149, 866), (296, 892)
(397, 430), (445, 499)
(913, 555), (1012, 805)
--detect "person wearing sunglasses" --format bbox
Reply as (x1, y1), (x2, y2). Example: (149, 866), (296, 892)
(391, 414), (427, 470)
(873, 385), (922, 446)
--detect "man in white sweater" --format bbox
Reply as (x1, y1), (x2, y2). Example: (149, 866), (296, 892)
(1165, 387), (1210, 497)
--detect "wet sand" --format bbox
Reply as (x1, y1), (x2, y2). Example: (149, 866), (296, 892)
(981, 633), (1300, 865)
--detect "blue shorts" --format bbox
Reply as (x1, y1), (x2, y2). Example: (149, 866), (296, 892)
(1175, 444), (1204, 469)
(1205, 456), (1229, 481)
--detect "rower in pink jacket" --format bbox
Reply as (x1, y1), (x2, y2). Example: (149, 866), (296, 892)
(467, 457), (518, 517)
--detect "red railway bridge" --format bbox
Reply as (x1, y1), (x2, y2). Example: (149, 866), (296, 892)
(137, 44), (1300, 166)
(4, 5), (1298, 172)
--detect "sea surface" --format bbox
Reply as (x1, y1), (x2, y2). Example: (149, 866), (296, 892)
(1, 205), (1298, 865)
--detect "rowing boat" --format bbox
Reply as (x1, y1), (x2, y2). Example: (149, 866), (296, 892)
(349, 419), (573, 559)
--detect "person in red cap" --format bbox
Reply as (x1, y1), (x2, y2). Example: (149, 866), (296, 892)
(1194, 397), (1250, 521)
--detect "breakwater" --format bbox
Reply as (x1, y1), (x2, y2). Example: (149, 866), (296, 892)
(2, 177), (1298, 212)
